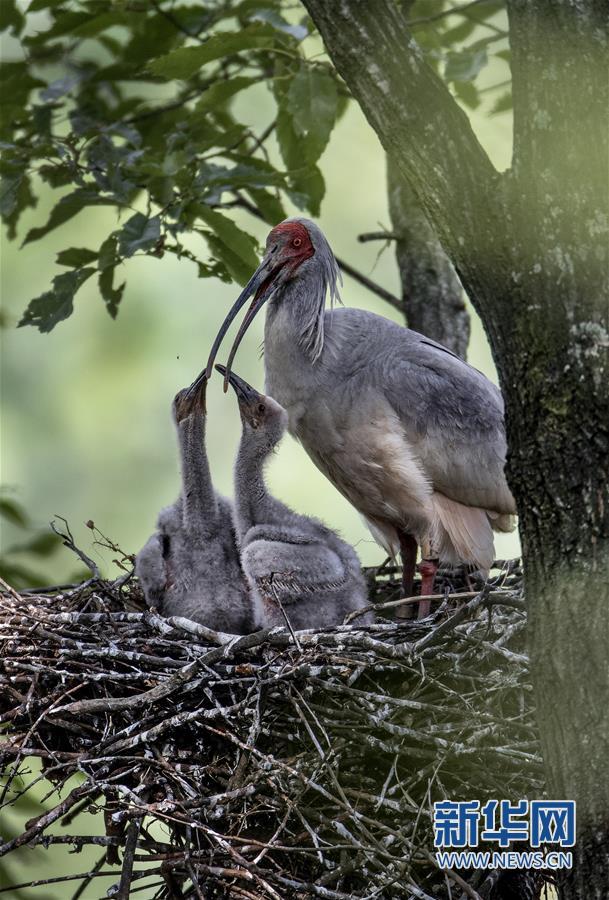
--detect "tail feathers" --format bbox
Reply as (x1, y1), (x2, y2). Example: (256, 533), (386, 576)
(431, 493), (496, 573)
(487, 510), (517, 533)
(362, 515), (401, 560)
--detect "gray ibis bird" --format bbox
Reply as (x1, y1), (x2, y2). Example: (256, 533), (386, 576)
(217, 364), (370, 630)
(135, 374), (252, 634)
(206, 218), (516, 615)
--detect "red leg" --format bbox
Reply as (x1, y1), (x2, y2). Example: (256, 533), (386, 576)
(397, 532), (418, 619)
(417, 558), (439, 618)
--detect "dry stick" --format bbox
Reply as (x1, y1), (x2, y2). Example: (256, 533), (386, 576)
(0, 783), (92, 857)
(114, 815), (143, 900)
(70, 852), (108, 900)
(0, 564), (535, 899)
(51, 517), (100, 580)
(357, 231), (399, 242)
(54, 627), (277, 715)
(0, 576), (22, 602)
(344, 591), (475, 624)
(426, 850), (483, 900)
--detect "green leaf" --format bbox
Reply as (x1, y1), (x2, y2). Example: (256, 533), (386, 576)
(23, 190), (115, 246)
(289, 165), (325, 217)
(27, 0), (64, 12)
(445, 49), (488, 83)
(275, 104), (300, 171)
(196, 158), (284, 195)
(98, 236), (125, 318)
(287, 66), (338, 164)
(440, 19), (477, 46)
(490, 91), (513, 116)
(19, 267), (96, 332)
(248, 9), (308, 41)
(0, 174), (23, 217)
(195, 76), (257, 112)
(203, 234), (251, 286)
(454, 80), (480, 110)
(99, 267), (125, 319)
(246, 187), (286, 225)
(0, 0), (25, 36)
(148, 25), (276, 80)
(98, 233), (119, 270)
(18, 531), (63, 557)
(196, 205), (259, 283)
(0, 498), (29, 528)
(56, 247), (99, 267)
(117, 213), (161, 257)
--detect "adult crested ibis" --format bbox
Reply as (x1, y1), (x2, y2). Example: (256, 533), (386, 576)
(135, 374), (252, 634)
(216, 364), (370, 630)
(206, 218), (516, 613)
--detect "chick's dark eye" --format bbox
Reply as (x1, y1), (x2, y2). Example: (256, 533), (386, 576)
(292, 237), (302, 248)
(257, 403), (266, 414)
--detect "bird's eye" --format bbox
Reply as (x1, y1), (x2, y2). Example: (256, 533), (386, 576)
(292, 237), (302, 248)
(257, 403), (266, 414)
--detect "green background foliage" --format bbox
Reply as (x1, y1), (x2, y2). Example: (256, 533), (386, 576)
(1, 1), (517, 589)
(1, 5), (517, 889)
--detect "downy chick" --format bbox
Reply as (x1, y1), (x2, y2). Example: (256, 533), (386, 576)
(135, 373), (251, 633)
(217, 365), (371, 630)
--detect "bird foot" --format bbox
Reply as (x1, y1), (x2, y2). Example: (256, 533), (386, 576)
(417, 558), (439, 618)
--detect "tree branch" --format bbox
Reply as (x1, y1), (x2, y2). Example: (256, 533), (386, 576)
(300, 0), (501, 307)
(387, 156), (470, 356)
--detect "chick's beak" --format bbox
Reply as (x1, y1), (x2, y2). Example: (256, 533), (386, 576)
(175, 372), (207, 422)
(214, 364), (261, 407)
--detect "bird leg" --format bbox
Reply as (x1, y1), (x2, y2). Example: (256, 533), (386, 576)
(417, 558), (439, 618)
(396, 531), (418, 619)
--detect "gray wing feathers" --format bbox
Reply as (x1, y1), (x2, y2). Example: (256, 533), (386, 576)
(135, 533), (166, 609)
(323, 310), (515, 515)
(241, 525), (370, 629)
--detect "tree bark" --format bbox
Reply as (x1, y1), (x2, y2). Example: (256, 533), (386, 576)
(387, 157), (470, 357)
(301, 0), (609, 895)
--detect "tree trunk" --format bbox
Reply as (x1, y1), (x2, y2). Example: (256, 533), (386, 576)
(503, 4), (609, 894)
(387, 157), (470, 357)
(302, 0), (609, 895)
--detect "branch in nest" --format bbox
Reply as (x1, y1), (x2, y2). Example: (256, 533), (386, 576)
(0, 561), (547, 899)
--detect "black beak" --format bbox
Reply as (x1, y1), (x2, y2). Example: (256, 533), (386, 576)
(175, 372), (207, 422)
(205, 251), (281, 390)
(215, 364), (261, 406)
(184, 368), (208, 405)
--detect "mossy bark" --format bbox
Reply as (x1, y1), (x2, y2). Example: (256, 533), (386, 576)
(302, 0), (609, 894)
(387, 158), (470, 358)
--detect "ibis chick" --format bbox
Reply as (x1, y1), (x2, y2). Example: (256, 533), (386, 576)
(135, 374), (252, 634)
(217, 365), (371, 631)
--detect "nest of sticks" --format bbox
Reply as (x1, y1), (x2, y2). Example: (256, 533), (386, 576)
(0, 558), (550, 900)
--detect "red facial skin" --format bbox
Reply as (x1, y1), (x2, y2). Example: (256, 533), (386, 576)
(268, 221), (315, 276)
(252, 221), (315, 301)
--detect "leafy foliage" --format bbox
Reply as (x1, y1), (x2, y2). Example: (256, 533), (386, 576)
(0, 491), (64, 588)
(0, 0), (511, 332)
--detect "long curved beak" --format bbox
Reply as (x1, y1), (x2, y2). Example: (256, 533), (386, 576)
(205, 251), (282, 389)
(215, 364), (261, 404)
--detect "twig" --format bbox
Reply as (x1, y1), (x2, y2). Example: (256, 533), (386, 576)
(405, 0), (493, 28)
(51, 516), (100, 580)
(0, 559), (545, 899)
(357, 231), (399, 242)
(114, 815), (143, 900)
